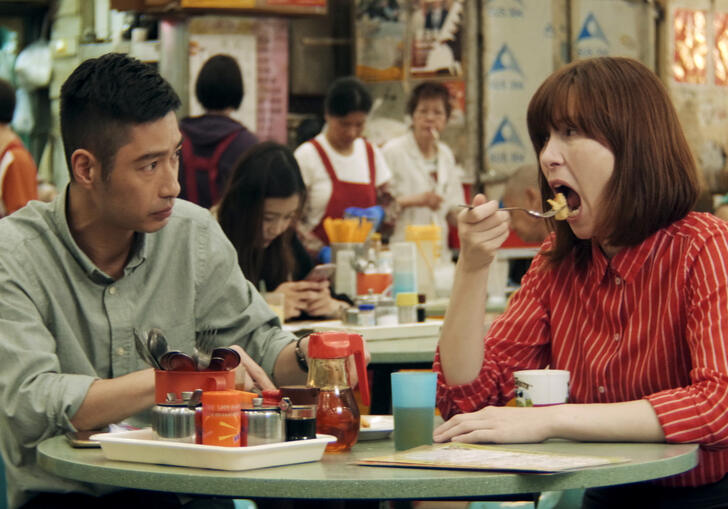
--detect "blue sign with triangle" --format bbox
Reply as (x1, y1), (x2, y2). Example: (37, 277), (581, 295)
(488, 117), (523, 149)
(577, 13), (609, 46)
(489, 45), (524, 77)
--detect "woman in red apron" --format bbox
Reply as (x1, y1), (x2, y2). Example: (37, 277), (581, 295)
(294, 77), (393, 246)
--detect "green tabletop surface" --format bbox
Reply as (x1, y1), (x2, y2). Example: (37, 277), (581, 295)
(367, 336), (438, 364)
(37, 434), (698, 501)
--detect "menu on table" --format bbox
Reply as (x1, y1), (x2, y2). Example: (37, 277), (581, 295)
(357, 442), (630, 473)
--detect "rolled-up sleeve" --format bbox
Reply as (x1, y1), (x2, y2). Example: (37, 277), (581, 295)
(193, 218), (294, 378)
(646, 231), (728, 447)
(0, 253), (96, 448)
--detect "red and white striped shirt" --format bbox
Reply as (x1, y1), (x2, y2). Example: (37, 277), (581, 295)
(434, 212), (728, 487)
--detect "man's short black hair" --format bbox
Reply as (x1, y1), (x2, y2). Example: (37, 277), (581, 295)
(60, 53), (181, 180)
(324, 77), (372, 117)
(195, 54), (243, 111)
(0, 78), (16, 124)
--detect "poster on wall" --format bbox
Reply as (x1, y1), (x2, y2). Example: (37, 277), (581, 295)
(256, 18), (289, 143)
(265, 0), (325, 5)
(571, 0), (656, 66)
(484, 0), (556, 177)
(715, 11), (728, 86)
(189, 27), (257, 131)
(410, 0), (464, 78)
(355, 0), (406, 81)
(672, 7), (708, 84)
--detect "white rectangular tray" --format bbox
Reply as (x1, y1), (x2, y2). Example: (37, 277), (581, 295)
(311, 319), (443, 341)
(91, 428), (336, 471)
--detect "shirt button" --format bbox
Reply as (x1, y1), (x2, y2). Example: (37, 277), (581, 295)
(109, 287), (117, 295)
(598, 386), (605, 394)
(614, 277), (622, 285)
(116, 347), (125, 356)
(613, 333), (620, 342)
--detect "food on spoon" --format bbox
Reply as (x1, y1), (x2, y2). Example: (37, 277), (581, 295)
(547, 192), (572, 220)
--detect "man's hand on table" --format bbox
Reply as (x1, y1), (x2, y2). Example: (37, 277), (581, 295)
(229, 344), (276, 392)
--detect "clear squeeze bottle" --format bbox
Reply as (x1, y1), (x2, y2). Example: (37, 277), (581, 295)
(306, 332), (370, 452)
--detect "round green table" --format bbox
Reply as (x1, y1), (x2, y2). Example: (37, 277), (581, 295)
(37, 434), (698, 501)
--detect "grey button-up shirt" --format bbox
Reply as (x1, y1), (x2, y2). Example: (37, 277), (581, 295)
(0, 187), (294, 508)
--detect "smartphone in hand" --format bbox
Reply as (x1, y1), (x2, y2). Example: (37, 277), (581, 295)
(304, 263), (336, 282)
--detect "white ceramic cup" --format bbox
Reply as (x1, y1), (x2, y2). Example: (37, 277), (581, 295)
(513, 369), (570, 407)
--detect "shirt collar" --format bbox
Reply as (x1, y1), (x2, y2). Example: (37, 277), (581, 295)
(588, 230), (660, 285)
(52, 184), (147, 282)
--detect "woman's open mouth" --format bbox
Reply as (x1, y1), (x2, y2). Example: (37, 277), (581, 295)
(553, 184), (581, 218)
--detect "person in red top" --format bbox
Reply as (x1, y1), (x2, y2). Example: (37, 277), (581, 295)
(0, 78), (37, 217)
(434, 57), (728, 508)
(294, 77), (393, 247)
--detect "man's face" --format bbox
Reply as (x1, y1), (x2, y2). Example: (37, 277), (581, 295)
(92, 111), (182, 234)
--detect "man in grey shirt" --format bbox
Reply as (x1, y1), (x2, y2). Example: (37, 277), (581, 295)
(0, 53), (308, 508)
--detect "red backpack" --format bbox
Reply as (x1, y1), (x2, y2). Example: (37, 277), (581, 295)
(181, 130), (239, 207)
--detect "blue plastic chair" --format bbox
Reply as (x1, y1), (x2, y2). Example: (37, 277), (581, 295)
(0, 455), (7, 509)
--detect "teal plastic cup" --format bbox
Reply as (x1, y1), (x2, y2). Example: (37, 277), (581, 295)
(391, 371), (437, 451)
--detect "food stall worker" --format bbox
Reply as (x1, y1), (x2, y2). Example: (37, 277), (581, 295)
(382, 81), (464, 251)
(0, 53), (308, 509)
(294, 76), (392, 245)
(435, 57), (728, 508)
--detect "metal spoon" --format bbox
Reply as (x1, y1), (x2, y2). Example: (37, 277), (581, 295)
(159, 350), (197, 371)
(147, 328), (169, 370)
(133, 329), (160, 369)
(207, 347), (241, 371)
(458, 204), (562, 219)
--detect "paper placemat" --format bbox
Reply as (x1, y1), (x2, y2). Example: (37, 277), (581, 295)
(357, 442), (629, 473)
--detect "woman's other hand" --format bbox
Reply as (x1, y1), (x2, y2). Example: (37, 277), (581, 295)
(274, 281), (324, 320)
(419, 191), (444, 210)
(306, 285), (347, 318)
(457, 193), (510, 273)
(433, 406), (553, 444)
(398, 191), (444, 211)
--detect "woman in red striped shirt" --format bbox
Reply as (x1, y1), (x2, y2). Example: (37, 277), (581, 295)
(434, 57), (728, 508)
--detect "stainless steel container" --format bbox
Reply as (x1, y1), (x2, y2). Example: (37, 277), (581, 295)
(152, 402), (196, 442)
(243, 397), (283, 446)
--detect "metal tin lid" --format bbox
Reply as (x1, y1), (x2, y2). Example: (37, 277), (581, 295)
(286, 404), (316, 420)
(152, 405), (195, 439)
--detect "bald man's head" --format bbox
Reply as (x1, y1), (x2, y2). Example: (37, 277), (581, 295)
(503, 164), (549, 244)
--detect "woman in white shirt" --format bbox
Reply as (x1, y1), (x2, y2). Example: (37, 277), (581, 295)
(294, 77), (392, 245)
(382, 81), (464, 250)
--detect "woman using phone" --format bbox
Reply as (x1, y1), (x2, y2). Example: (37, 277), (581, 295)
(217, 142), (349, 320)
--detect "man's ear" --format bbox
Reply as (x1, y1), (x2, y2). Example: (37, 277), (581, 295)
(70, 149), (99, 187)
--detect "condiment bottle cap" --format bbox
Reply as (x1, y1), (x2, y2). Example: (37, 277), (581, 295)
(396, 292), (418, 306)
(201, 390), (243, 407)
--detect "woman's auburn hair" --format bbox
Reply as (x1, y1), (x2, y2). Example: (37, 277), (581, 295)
(526, 56), (699, 268)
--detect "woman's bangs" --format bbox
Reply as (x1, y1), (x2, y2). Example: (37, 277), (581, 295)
(528, 76), (574, 150)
